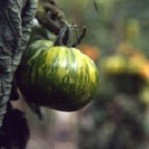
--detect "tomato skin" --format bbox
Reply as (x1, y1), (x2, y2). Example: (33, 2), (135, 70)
(17, 40), (99, 111)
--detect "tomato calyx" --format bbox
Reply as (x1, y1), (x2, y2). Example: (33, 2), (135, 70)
(72, 26), (87, 47)
(54, 20), (87, 47)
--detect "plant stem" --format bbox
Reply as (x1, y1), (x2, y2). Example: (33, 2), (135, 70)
(0, 0), (37, 127)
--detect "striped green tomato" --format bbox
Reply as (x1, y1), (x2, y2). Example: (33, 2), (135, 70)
(17, 40), (99, 111)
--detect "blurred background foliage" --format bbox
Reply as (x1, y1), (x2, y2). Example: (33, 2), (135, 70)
(26, 0), (149, 148)
(58, 0), (149, 56)
(56, 0), (149, 149)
